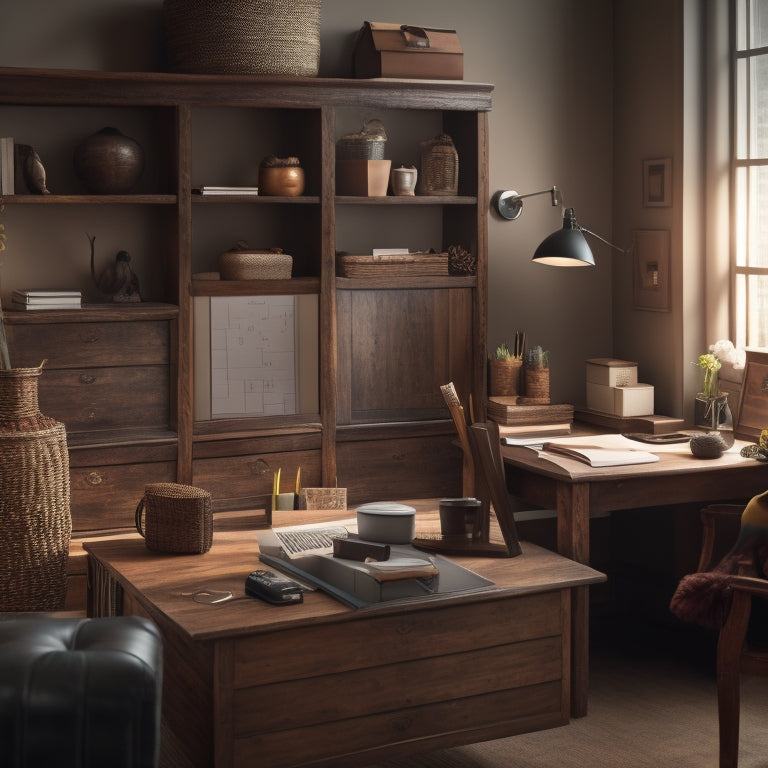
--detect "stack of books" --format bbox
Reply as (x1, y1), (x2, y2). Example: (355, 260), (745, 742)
(0, 138), (14, 194)
(11, 289), (82, 311)
(487, 397), (574, 437)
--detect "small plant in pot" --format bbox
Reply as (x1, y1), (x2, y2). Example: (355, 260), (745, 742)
(488, 342), (523, 397)
(523, 344), (551, 404)
(258, 155), (305, 197)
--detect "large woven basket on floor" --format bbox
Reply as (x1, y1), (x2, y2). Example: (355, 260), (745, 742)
(0, 366), (71, 611)
(163, 0), (322, 76)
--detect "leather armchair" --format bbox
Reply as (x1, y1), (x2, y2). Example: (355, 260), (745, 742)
(0, 614), (162, 768)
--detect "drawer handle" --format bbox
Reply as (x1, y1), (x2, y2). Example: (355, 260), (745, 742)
(79, 374), (96, 385)
(86, 472), (103, 486)
(248, 459), (270, 476)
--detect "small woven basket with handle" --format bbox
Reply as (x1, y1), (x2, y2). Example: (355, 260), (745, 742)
(136, 483), (213, 554)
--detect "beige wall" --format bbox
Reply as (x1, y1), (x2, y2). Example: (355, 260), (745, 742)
(3, 0), (701, 413)
(613, 0), (707, 420)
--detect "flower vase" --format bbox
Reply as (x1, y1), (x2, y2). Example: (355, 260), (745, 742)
(694, 393), (735, 449)
(0, 366), (71, 610)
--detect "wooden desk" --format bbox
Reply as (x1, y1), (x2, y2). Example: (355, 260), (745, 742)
(86, 507), (604, 768)
(502, 433), (768, 717)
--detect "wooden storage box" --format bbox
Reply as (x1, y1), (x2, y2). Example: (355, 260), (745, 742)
(336, 159), (391, 196)
(353, 22), (463, 80)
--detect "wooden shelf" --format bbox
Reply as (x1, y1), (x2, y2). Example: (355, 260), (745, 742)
(1, 67), (491, 539)
(1, 194), (176, 204)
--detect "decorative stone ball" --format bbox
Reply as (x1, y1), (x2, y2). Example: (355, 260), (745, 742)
(690, 433), (728, 459)
(74, 127), (144, 194)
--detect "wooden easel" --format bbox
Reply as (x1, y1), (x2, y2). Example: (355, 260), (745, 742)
(412, 384), (522, 557)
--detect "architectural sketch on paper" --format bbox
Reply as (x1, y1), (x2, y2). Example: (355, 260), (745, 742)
(210, 296), (297, 418)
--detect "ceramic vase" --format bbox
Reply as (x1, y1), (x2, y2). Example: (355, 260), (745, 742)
(258, 166), (305, 196)
(390, 165), (418, 196)
(73, 126), (145, 194)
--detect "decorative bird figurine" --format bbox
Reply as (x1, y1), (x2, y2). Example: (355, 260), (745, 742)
(88, 234), (141, 302)
(17, 144), (50, 194)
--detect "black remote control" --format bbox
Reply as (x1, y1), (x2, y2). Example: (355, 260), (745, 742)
(245, 570), (304, 606)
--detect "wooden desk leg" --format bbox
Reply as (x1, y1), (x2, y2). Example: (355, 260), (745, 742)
(556, 482), (591, 718)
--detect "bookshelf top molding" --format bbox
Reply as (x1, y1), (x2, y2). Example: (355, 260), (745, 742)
(0, 67), (493, 111)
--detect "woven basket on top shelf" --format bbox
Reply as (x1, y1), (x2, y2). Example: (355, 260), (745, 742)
(163, 0), (321, 76)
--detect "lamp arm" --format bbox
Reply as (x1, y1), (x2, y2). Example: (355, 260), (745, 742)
(513, 186), (561, 205)
(492, 185), (561, 220)
(579, 226), (627, 255)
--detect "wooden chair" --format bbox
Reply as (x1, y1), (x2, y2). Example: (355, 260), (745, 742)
(697, 504), (768, 768)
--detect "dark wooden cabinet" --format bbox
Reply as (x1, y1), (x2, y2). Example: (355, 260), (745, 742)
(0, 69), (491, 529)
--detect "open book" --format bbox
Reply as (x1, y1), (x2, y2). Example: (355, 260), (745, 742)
(538, 441), (659, 467)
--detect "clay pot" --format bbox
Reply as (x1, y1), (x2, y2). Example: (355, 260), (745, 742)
(258, 165), (305, 196)
(74, 127), (144, 194)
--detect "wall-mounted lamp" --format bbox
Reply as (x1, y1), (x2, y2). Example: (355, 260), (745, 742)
(491, 185), (628, 267)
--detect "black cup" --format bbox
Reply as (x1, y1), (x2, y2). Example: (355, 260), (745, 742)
(439, 497), (482, 540)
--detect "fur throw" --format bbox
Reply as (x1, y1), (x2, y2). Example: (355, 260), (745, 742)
(670, 525), (768, 630)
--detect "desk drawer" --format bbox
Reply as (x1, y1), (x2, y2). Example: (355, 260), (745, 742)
(8, 320), (170, 368)
(41, 366), (169, 432)
(229, 592), (568, 767)
(70, 449), (177, 533)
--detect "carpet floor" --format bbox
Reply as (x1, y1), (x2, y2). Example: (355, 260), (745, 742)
(363, 618), (768, 768)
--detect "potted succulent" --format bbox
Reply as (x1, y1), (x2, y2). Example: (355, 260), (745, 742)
(488, 342), (523, 397)
(523, 344), (551, 404)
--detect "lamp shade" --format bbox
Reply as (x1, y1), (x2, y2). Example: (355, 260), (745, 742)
(532, 208), (596, 267)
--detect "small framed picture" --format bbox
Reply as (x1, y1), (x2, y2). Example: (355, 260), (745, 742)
(642, 158), (672, 207)
(735, 350), (768, 441)
(632, 229), (670, 311)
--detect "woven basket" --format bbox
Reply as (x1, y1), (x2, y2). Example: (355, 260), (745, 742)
(0, 367), (71, 611)
(163, 0), (321, 76)
(219, 246), (293, 280)
(522, 367), (551, 405)
(416, 134), (459, 195)
(488, 360), (522, 397)
(337, 138), (386, 161)
(135, 483), (213, 554)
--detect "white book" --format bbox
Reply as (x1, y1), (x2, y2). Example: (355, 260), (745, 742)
(13, 289), (82, 302)
(0, 138), (13, 195)
(193, 185), (260, 195)
(11, 300), (81, 311)
(537, 442), (659, 467)
(372, 248), (410, 259)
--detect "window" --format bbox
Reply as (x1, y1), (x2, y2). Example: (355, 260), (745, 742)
(734, 0), (768, 348)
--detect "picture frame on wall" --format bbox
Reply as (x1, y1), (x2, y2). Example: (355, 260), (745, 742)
(632, 229), (670, 312)
(735, 350), (768, 441)
(642, 157), (672, 207)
